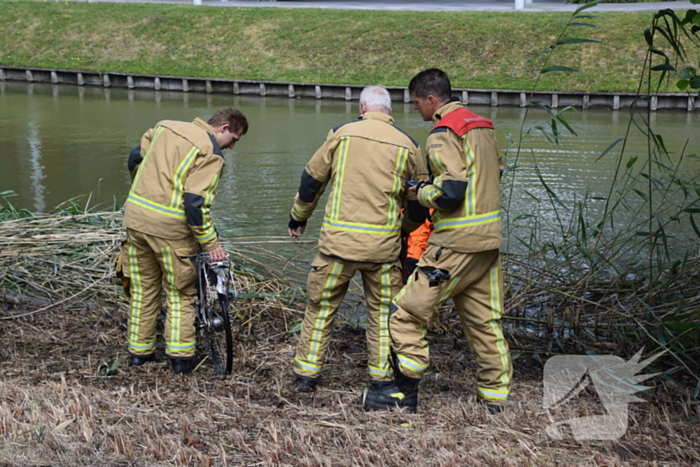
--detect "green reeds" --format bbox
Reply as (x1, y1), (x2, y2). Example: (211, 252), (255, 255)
(500, 2), (700, 390)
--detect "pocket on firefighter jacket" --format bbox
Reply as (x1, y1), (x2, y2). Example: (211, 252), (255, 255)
(113, 248), (131, 298)
(395, 265), (453, 320)
(114, 250), (125, 278)
(306, 257), (334, 304)
(173, 246), (198, 292)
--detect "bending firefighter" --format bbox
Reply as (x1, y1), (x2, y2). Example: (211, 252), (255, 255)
(364, 69), (513, 413)
(288, 86), (428, 392)
(122, 109), (248, 374)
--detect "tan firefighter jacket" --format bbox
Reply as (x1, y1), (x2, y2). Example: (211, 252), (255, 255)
(417, 101), (504, 253)
(290, 112), (428, 263)
(124, 118), (224, 252)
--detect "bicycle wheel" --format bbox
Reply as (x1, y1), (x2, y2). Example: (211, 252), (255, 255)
(202, 266), (233, 375)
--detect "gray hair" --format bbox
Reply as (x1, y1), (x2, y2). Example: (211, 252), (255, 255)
(359, 86), (392, 114)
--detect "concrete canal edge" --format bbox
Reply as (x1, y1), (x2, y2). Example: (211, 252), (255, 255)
(1, 66), (697, 112)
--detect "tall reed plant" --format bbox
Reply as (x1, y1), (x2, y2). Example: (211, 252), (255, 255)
(501, 0), (700, 391)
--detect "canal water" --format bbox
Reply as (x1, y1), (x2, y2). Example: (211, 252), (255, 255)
(1, 81), (699, 268)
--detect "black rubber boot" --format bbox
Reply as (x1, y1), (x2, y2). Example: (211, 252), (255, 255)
(362, 376), (419, 413)
(363, 349), (421, 412)
(479, 400), (504, 414)
(370, 380), (395, 391)
(486, 404), (503, 414)
(171, 357), (195, 375)
(293, 373), (318, 393)
(129, 353), (156, 367)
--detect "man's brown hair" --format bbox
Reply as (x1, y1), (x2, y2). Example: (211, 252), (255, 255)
(208, 108), (249, 135)
(408, 68), (452, 102)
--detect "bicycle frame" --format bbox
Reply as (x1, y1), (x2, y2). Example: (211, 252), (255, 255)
(194, 252), (235, 374)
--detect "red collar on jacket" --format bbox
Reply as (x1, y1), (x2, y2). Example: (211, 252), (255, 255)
(434, 106), (494, 137)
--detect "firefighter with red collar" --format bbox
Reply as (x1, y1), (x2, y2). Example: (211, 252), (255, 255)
(122, 109), (248, 375)
(363, 69), (513, 413)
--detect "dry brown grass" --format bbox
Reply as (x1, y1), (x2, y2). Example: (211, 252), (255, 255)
(0, 212), (699, 466)
(1, 302), (699, 466)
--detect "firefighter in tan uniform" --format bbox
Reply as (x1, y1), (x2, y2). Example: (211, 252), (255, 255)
(288, 86), (429, 392)
(123, 109), (248, 374)
(364, 69), (513, 413)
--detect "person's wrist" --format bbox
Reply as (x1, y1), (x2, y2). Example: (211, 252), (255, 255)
(288, 215), (307, 229)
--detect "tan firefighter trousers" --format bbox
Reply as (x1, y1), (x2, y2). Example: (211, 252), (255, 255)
(123, 229), (199, 359)
(391, 245), (512, 404)
(293, 253), (403, 381)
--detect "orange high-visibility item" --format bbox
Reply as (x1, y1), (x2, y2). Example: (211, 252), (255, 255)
(406, 215), (434, 261)
(433, 107), (495, 136)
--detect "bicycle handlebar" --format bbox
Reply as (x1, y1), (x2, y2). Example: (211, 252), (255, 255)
(190, 252), (231, 269)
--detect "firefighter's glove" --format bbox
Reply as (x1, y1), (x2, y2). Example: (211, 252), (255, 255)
(406, 179), (429, 201)
(288, 215), (307, 230)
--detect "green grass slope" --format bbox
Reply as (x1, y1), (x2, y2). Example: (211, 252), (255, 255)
(0, 1), (696, 92)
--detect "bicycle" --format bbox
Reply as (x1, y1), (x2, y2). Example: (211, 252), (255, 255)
(194, 252), (237, 374)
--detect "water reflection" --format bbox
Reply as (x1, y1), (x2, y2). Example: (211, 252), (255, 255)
(26, 120), (46, 212)
(0, 81), (698, 257)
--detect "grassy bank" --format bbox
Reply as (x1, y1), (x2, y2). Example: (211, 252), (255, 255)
(1, 1), (697, 92)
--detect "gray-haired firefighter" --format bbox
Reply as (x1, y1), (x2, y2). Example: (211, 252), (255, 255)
(288, 86), (429, 392)
(363, 69), (513, 413)
(122, 109), (248, 374)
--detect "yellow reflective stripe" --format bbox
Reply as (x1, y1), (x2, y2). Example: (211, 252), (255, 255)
(196, 174), (218, 242)
(126, 194), (186, 219)
(131, 126), (164, 189)
(330, 136), (350, 220)
(388, 147), (409, 226)
(488, 265), (511, 392)
(478, 386), (509, 395)
(196, 230), (216, 243)
(166, 342), (196, 352)
(307, 262), (344, 364)
(393, 288), (407, 303)
(196, 230), (216, 242)
(433, 210), (501, 231)
(323, 218), (400, 236)
(464, 137), (477, 216)
(378, 263), (392, 371)
(438, 277), (460, 303)
(477, 387), (509, 400)
(127, 241), (143, 347)
(129, 340), (155, 352)
(393, 273), (414, 304)
(421, 184), (441, 204)
(420, 323), (429, 354)
(170, 146), (199, 209)
(294, 358), (323, 374)
(368, 364), (393, 377)
(161, 247), (181, 347)
(397, 353), (427, 373)
(429, 151), (447, 176)
(292, 205), (312, 219)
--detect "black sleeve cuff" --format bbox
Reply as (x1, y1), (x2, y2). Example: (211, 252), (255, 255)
(288, 215), (307, 230)
(128, 146), (143, 173)
(407, 200), (429, 224)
